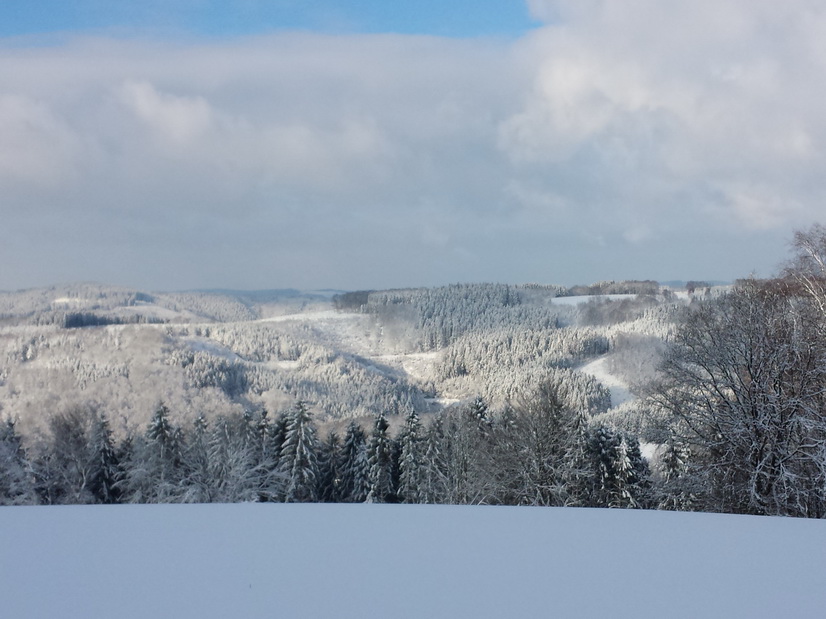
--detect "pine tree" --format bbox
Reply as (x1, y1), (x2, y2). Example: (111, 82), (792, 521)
(657, 432), (696, 511)
(87, 414), (120, 504)
(367, 413), (396, 503)
(584, 427), (649, 508)
(279, 402), (319, 503)
(268, 412), (289, 472)
(622, 435), (651, 508)
(467, 396), (491, 432)
(397, 411), (424, 503)
(586, 425), (620, 507)
(317, 431), (343, 503)
(121, 403), (185, 503)
(421, 416), (449, 504)
(339, 421), (370, 503)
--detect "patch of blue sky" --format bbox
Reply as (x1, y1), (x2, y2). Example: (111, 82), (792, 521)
(0, 1), (541, 40)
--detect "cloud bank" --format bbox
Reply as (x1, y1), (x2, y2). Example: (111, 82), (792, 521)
(2, 0), (825, 290)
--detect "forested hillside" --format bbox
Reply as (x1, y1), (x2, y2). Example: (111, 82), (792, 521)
(2, 225), (826, 517)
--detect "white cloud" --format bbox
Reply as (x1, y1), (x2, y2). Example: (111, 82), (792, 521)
(503, 0), (826, 236)
(0, 94), (80, 187)
(1, 3), (826, 290)
(120, 80), (213, 145)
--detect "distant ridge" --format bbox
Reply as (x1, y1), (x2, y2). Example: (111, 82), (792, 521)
(659, 280), (730, 288)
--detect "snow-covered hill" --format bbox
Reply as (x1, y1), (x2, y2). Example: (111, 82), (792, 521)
(2, 504), (824, 618)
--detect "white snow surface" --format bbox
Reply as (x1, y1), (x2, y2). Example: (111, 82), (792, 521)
(579, 355), (633, 407)
(2, 504), (825, 619)
(257, 309), (352, 324)
(551, 294), (636, 306)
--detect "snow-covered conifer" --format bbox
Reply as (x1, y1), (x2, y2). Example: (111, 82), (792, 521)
(397, 411), (424, 503)
(367, 413), (396, 503)
(279, 402), (319, 503)
(339, 421), (370, 503)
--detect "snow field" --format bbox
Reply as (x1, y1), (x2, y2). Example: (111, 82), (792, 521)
(2, 504), (825, 619)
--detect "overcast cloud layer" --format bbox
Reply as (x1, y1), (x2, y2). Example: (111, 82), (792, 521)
(2, 0), (825, 291)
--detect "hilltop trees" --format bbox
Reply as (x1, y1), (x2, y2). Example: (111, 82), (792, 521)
(651, 278), (826, 517)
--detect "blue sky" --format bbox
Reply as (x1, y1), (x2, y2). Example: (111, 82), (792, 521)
(0, 1), (539, 39)
(1, 1), (824, 291)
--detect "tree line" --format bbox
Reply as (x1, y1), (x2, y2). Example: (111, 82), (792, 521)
(1, 389), (656, 509)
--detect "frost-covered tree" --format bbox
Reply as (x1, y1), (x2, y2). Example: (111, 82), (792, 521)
(0, 420), (37, 505)
(182, 414), (214, 502)
(34, 407), (119, 504)
(279, 402), (319, 503)
(651, 278), (826, 517)
(87, 413), (120, 504)
(268, 412), (289, 472)
(367, 414), (396, 503)
(421, 401), (500, 505)
(338, 421), (370, 503)
(584, 427), (649, 508)
(786, 223), (826, 320)
(397, 411), (425, 503)
(120, 404), (186, 503)
(420, 416), (449, 504)
(317, 431), (344, 503)
(656, 432), (698, 511)
(206, 415), (258, 503)
(495, 381), (590, 507)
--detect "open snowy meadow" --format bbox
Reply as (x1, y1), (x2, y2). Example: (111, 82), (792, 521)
(3, 503), (825, 618)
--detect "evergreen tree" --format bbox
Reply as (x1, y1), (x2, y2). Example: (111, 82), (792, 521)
(339, 421), (370, 503)
(268, 412), (289, 472)
(397, 411), (424, 503)
(467, 396), (491, 432)
(317, 431), (343, 503)
(121, 403), (185, 503)
(420, 416), (449, 504)
(87, 414), (120, 504)
(657, 433), (697, 511)
(367, 413), (396, 503)
(584, 427), (649, 508)
(279, 402), (319, 502)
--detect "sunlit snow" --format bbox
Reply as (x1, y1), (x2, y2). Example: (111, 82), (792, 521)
(2, 504), (824, 619)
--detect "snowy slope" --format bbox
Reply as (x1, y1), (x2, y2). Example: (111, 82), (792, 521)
(579, 355), (633, 407)
(2, 504), (825, 619)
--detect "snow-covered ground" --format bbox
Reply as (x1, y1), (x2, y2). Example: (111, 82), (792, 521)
(2, 504), (824, 618)
(258, 309), (352, 324)
(551, 294), (637, 306)
(579, 356), (633, 407)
